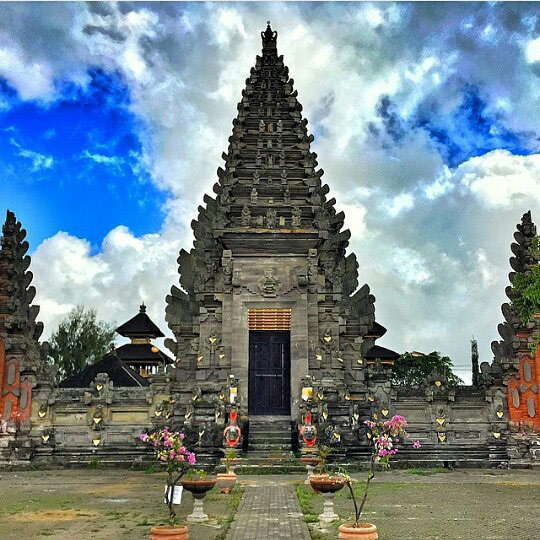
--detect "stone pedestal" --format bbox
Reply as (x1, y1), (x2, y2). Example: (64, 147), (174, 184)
(187, 499), (208, 523)
(319, 492), (338, 523)
(304, 463), (315, 485)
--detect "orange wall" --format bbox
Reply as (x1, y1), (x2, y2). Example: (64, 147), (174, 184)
(507, 347), (540, 431)
(0, 338), (4, 419)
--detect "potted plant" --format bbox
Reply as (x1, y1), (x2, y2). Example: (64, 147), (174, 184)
(181, 469), (217, 522)
(336, 415), (420, 539)
(139, 427), (196, 540)
(216, 449), (237, 493)
(310, 445), (331, 478)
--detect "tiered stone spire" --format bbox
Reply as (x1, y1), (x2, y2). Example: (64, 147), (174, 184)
(166, 23), (379, 386)
(490, 211), (539, 380)
(0, 210), (50, 441)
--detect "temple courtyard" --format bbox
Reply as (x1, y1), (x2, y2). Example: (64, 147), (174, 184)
(0, 468), (538, 539)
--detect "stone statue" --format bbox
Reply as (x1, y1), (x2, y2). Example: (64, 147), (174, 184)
(221, 187), (231, 205)
(259, 119), (265, 132)
(241, 205), (251, 226)
(250, 188), (258, 205)
(266, 208), (277, 228)
(281, 169), (287, 184)
(253, 170), (260, 184)
(277, 119), (283, 132)
(284, 187), (291, 204)
(292, 206), (302, 228)
(257, 267), (282, 297)
(310, 189), (321, 205)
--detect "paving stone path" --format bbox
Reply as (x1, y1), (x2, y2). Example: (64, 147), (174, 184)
(226, 482), (311, 540)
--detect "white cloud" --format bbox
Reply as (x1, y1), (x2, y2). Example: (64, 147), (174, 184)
(457, 150), (540, 208)
(525, 36), (540, 63)
(391, 247), (432, 285)
(10, 137), (54, 171)
(0, 41), (55, 100)
(82, 150), (124, 173)
(385, 192), (415, 217)
(32, 227), (183, 343)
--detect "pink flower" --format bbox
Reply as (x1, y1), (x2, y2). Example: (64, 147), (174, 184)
(169, 450), (176, 459)
(413, 440), (421, 449)
(139, 433), (149, 442)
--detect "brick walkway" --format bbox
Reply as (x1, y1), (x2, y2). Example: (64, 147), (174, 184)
(226, 482), (311, 540)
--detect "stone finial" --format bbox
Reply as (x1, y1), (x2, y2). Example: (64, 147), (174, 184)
(261, 21), (277, 50)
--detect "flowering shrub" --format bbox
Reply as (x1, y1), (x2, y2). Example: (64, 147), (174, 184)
(364, 414), (416, 467)
(338, 414), (420, 528)
(139, 427), (196, 525)
(139, 428), (196, 469)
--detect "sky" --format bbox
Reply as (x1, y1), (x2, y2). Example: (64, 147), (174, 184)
(2, 2), (540, 383)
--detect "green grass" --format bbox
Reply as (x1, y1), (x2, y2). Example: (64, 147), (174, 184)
(144, 464), (158, 474)
(211, 485), (245, 540)
(296, 484), (319, 524)
(88, 457), (101, 470)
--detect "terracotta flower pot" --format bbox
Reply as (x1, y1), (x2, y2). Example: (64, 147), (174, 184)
(300, 456), (320, 466)
(338, 523), (378, 540)
(150, 525), (189, 540)
(309, 475), (345, 494)
(180, 478), (217, 499)
(216, 472), (237, 494)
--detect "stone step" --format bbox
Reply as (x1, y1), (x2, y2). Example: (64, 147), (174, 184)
(250, 434), (292, 442)
(248, 444), (292, 452)
(249, 424), (292, 431)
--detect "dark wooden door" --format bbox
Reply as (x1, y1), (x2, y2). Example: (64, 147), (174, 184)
(248, 331), (291, 415)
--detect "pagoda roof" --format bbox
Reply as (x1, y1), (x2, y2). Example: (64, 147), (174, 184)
(116, 343), (173, 364)
(59, 352), (149, 388)
(365, 321), (387, 338)
(364, 345), (400, 361)
(116, 303), (164, 338)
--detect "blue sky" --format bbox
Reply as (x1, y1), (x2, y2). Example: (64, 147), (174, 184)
(1, 2), (540, 381)
(0, 69), (165, 251)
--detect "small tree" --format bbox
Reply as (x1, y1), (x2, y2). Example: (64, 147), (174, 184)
(139, 428), (196, 526)
(511, 265), (540, 324)
(48, 305), (116, 378)
(392, 351), (463, 386)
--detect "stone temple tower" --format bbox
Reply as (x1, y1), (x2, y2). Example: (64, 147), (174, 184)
(165, 24), (392, 445)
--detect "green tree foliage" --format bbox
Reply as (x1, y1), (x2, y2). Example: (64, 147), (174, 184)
(511, 265), (540, 324)
(392, 351), (464, 386)
(48, 305), (116, 379)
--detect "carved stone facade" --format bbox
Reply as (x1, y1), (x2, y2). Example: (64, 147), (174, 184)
(486, 211), (540, 464)
(0, 211), (52, 464)
(1, 25), (538, 469)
